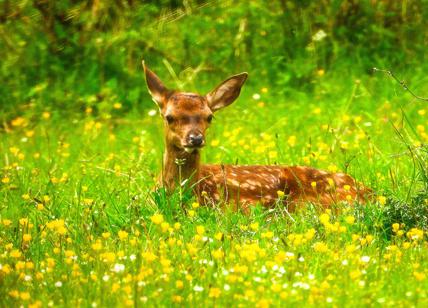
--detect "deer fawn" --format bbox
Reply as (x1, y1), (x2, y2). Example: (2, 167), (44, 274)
(143, 62), (371, 211)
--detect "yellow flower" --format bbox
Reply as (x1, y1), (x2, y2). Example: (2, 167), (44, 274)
(250, 222), (259, 231)
(22, 194), (30, 200)
(91, 241), (102, 251)
(319, 213), (330, 225)
(118, 230), (128, 240)
(16, 260), (25, 270)
(209, 287), (221, 298)
(100, 252), (116, 263)
(305, 228), (316, 240)
(215, 232), (223, 241)
(42, 112), (51, 119)
(345, 216), (355, 225)
(403, 242), (411, 249)
(413, 272), (426, 281)
(311, 181), (317, 188)
(377, 196), (387, 206)
(2, 264), (12, 274)
(196, 225), (205, 235)
(192, 202), (199, 209)
(211, 139), (220, 147)
(392, 223), (400, 233)
(313, 241), (329, 253)
(161, 222), (170, 233)
(175, 280), (184, 289)
(23, 234), (32, 242)
(113, 103), (122, 109)
(20, 292), (31, 301)
(83, 198), (94, 205)
(172, 295), (183, 303)
(277, 191), (285, 198)
(407, 228), (424, 241)
(212, 249), (224, 260)
(1, 177), (10, 184)
(10, 249), (22, 258)
(112, 282), (120, 292)
(142, 251), (157, 263)
(261, 231), (274, 239)
(11, 117), (26, 127)
(287, 135), (296, 147)
(150, 214), (164, 225)
(349, 270), (361, 280)
(2, 219), (12, 227)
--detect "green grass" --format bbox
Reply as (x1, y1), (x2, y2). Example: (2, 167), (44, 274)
(1, 69), (428, 307)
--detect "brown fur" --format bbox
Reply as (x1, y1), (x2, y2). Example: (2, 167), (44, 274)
(143, 61), (372, 211)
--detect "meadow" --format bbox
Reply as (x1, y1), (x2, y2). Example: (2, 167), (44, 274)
(1, 1), (428, 307)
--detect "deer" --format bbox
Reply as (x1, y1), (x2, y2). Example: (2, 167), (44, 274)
(143, 61), (372, 212)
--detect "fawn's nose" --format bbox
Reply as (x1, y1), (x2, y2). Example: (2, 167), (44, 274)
(188, 134), (204, 147)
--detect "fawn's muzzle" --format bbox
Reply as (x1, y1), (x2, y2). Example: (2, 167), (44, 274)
(188, 134), (204, 147)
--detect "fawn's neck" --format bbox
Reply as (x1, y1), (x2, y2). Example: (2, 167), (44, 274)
(162, 144), (201, 191)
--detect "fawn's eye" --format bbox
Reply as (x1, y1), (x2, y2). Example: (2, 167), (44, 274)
(165, 115), (174, 124)
(207, 115), (213, 123)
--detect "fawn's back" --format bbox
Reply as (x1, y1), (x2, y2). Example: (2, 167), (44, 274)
(199, 165), (370, 211)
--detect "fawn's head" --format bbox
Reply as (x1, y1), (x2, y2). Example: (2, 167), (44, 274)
(143, 62), (247, 153)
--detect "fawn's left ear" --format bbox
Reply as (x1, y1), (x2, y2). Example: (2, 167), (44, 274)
(142, 61), (168, 108)
(206, 72), (248, 112)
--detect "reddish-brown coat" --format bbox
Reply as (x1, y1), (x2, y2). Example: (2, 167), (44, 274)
(199, 165), (371, 211)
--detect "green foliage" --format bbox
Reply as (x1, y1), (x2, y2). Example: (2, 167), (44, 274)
(1, 0), (428, 114)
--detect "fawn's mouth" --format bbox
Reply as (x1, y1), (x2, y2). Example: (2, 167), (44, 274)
(183, 145), (204, 153)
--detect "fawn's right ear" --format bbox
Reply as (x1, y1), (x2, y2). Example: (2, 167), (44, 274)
(142, 61), (168, 108)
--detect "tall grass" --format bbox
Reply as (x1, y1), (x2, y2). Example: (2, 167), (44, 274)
(1, 0), (428, 306)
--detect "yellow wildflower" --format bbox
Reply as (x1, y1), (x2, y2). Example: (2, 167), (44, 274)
(377, 196), (387, 206)
(118, 230), (128, 240)
(250, 222), (259, 231)
(196, 225), (205, 235)
(313, 241), (329, 253)
(150, 214), (164, 225)
(345, 216), (355, 224)
(209, 287), (221, 298)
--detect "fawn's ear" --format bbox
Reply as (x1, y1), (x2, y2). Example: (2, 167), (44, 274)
(142, 61), (168, 108)
(206, 72), (248, 112)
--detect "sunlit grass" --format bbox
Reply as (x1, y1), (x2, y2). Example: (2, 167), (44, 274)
(1, 75), (428, 307)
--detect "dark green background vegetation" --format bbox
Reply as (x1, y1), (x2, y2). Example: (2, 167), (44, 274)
(1, 0), (427, 114)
